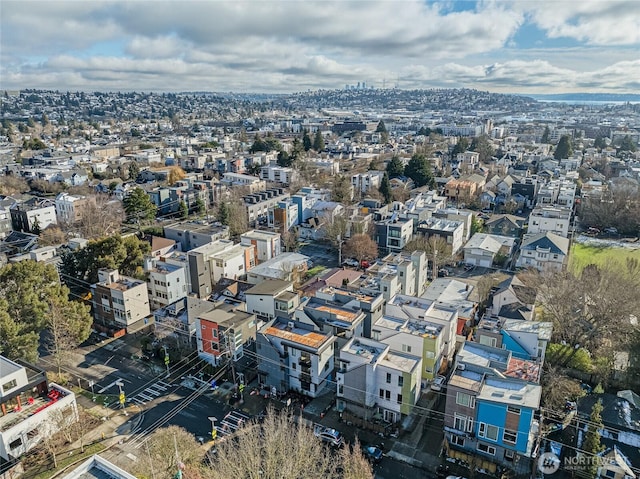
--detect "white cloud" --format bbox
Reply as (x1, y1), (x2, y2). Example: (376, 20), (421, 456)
(526, 1), (640, 45)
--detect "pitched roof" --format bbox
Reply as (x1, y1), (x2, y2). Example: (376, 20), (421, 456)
(521, 232), (569, 255)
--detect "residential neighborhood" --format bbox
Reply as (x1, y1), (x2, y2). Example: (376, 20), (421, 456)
(0, 87), (639, 479)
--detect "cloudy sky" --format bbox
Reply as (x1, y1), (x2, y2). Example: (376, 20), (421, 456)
(1, 0), (639, 94)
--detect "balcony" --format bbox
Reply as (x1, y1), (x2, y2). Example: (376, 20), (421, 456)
(299, 355), (312, 368)
(0, 386), (68, 433)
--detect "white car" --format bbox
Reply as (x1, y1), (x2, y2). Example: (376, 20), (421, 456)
(314, 426), (344, 447)
(431, 375), (447, 392)
(342, 258), (360, 267)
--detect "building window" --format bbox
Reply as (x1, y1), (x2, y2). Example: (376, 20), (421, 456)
(504, 449), (515, 461)
(454, 414), (473, 433)
(386, 373), (391, 384)
(397, 394), (403, 404)
(379, 389), (384, 399)
(604, 470), (616, 479)
(398, 376), (404, 387)
(478, 423), (499, 441)
(2, 379), (17, 391)
(477, 443), (496, 455)
(451, 435), (465, 447)
(503, 430), (517, 444)
(9, 438), (23, 450)
(456, 392), (475, 408)
(507, 406), (521, 415)
(385, 390), (390, 400)
(401, 344), (412, 353)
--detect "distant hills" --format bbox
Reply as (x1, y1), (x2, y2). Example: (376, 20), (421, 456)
(530, 93), (640, 103)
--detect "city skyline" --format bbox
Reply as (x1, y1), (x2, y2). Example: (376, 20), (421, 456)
(1, 0), (639, 94)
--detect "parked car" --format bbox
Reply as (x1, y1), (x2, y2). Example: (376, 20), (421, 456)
(342, 258), (360, 267)
(464, 264), (475, 272)
(431, 375), (447, 392)
(314, 426), (344, 447)
(438, 268), (450, 277)
(362, 444), (384, 464)
(360, 260), (371, 269)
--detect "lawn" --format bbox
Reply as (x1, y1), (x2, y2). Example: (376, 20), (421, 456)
(569, 242), (640, 274)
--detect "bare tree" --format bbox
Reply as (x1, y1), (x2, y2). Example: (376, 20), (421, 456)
(130, 425), (202, 479)
(344, 234), (379, 264)
(75, 195), (124, 239)
(205, 408), (373, 479)
(404, 235), (453, 275)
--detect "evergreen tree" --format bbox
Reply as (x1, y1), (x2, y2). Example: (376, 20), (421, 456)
(619, 135), (637, 152)
(451, 137), (470, 156)
(302, 130), (312, 151)
(379, 172), (393, 204)
(376, 120), (389, 143)
(594, 136), (607, 150)
(31, 217), (41, 235)
(582, 399), (605, 478)
(313, 130), (325, 151)
(218, 201), (230, 225)
(386, 155), (405, 178)
(277, 150), (292, 167)
(554, 135), (573, 160)
(123, 187), (157, 225)
(128, 161), (140, 181)
(470, 135), (495, 162)
(541, 126), (550, 144)
(179, 200), (188, 219)
(404, 153), (434, 188)
(250, 133), (268, 153)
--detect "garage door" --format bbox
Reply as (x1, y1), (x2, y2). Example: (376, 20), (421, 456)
(480, 259), (491, 268)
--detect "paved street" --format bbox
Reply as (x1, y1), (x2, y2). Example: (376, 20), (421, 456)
(300, 242), (339, 268)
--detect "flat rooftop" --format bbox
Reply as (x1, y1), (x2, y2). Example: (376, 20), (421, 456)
(313, 304), (359, 324)
(478, 377), (541, 409)
(449, 370), (484, 392)
(264, 324), (330, 350)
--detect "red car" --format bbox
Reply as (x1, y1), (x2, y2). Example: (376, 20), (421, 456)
(360, 260), (370, 269)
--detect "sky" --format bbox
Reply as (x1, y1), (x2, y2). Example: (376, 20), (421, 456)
(1, 0), (639, 95)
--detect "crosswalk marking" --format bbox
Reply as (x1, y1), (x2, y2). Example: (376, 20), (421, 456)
(132, 397), (146, 405)
(138, 393), (154, 401)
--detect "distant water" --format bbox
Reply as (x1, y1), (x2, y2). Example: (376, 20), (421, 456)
(537, 100), (639, 105)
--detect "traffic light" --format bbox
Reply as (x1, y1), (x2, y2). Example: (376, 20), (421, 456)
(119, 392), (125, 405)
(164, 354), (170, 365)
(211, 428), (217, 440)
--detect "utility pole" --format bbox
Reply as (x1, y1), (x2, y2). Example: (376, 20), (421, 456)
(163, 345), (170, 378)
(337, 235), (343, 265)
(116, 379), (127, 416)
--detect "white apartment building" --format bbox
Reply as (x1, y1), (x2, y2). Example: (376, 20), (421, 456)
(528, 206), (572, 238)
(54, 192), (91, 224)
(260, 163), (296, 185)
(144, 257), (188, 310)
(517, 232), (569, 272)
(352, 171), (384, 194)
(336, 337), (421, 423)
(0, 356), (77, 460)
(240, 230), (282, 263)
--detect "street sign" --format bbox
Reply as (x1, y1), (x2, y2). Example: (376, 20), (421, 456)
(119, 392), (126, 404)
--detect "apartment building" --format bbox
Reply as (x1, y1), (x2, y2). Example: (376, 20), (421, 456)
(260, 162), (296, 185)
(187, 240), (256, 298)
(246, 252), (309, 285)
(364, 251), (428, 298)
(164, 220), (230, 251)
(144, 257), (188, 310)
(528, 205), (572, 237)
(417, 218), (465, 255)
(91, 269), (151, 331)
(256, 318), (335, 398)
(375, 215), (414, 253)
(352, 171), (384, 194)
(9, 198), (57, 234)
(0, 356), (77, 461)
(245, 279), (299, 321)
(240, 230), (282, 264)
(196, 303), (257, 366)
(243, 188), (290, 224)
(336, 337), (421, 424)
(54, 192), (92, 224)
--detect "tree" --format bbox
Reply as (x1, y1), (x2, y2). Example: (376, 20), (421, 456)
(59, 234), (150, 290)
(130, 426), (202, 479)
(281, 229), (299, 253)
(313, 130), (325, 151)
(123, 187), (157, 225)
(344, 234), (378, 263)
(23, 138), (47, 150)
(331, 174), (353, 203)
(277, 150), (293, 167)
(291, 138), (305, 162)
(46, 286), (92, 374)
(582, 400), (605, 477)
(302, 130), (312, 151)
(541, 126), (550, 144)
(179, 200), (188, 219)
(404, 153), (434, 188)
(376, 120), (389, 143)
(527, 263), (640, 373)
(0, 175), (29, 195)
(451, 137), (469, 157)
(554, 135), (573, 160)
(168, 166), (187, 185)
(618, 135), (638, 153)
(39, 225), (67, 246)
(250, 133), (268, 153)
(404, 235), (452, 277)
(580, 186), (640, 236)
(195, 197), (206, 215)
(218, 201), (230, 225)
(27, 117), (36, 128)
(0, 262), (65, 362)
(323, 212), (348, 248)
(217, 200), (248, 237)
(379, 172), (392, 204)
(385, 155), (404, 178)
(469, 135), (494, 162)
(74, 195), (124, 239)
(41, 112), (49, 126)
(128, 161), (140, 181)
(593, 135), (607, 150)
(205, 408), (373, 479)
